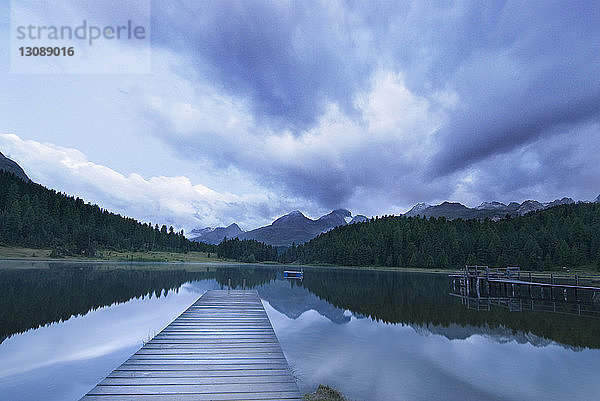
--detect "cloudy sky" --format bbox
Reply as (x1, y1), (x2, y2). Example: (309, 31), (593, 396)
(1, 1), (599, 232)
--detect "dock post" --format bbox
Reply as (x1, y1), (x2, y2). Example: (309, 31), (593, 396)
(243, 278), (247, 289)
(551, 274), (554, 300)
(228, 278), (231, 291)
(575, 275), (579, 301)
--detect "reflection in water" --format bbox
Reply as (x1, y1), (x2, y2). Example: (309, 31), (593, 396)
(0, 263), (279, 342)
(1, 262), (600, 401)
(0, 263), (213, 341)
(0, 280), (213, 401)
(293, 268), (600, 348)
(265, 302), (600, 401)
(1, 263), (600, 348)
(258, 279), (351, 323)
(214, 266), (277, 289)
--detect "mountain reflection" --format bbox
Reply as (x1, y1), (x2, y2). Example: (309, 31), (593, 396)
(1, 263), (599, 349)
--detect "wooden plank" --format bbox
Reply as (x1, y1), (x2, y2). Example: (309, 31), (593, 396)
(147, 339), (279, 344)
(102, 376), (296, 385)
(82, 393), (303, 401)
(134, 348), (284, 354)
(108, 369), (297, 379)
(123, 358), (289, 364)
(129, 354), (285, 360)
(131, 354), (285, 359)
(119, 362), (288, 372)
(81, 290), (300, 400)
(134, 343), (282, 349)
(154, 327), (274, 331)
(88, 382), (300, 395)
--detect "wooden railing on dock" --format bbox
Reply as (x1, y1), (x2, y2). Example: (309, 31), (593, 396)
(449, 266), (600, 317)
(80, 290), (301, 401)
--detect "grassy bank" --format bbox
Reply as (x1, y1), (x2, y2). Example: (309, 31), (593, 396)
(1, 245), (598, 276)
(0, 246), (221, 263)
(0, 247), (461, 274)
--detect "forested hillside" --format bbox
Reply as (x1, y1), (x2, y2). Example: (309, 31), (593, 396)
(0, 171), (214, 256)
(281, 203), (600, 270)
(217, 238), (278, 263)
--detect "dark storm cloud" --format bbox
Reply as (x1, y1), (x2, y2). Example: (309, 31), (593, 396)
(456, 122), (600, 205)
(152, 0), (374, 130)
(145, 0), (600, 210)
(425, 1), (600, 177)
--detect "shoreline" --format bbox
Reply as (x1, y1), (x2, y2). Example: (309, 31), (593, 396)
(1, 246), (598, 276)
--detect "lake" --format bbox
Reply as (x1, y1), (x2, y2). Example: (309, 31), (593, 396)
(1, 261), (599, 401)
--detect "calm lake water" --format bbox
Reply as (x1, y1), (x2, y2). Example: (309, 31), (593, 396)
(1, 261), (599, 401)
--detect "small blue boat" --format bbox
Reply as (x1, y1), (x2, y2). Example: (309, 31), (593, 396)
(283, 270), (304, 279)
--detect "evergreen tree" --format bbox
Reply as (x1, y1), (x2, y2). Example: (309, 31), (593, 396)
(281, 203), (600, 270)
(0, 171), (216, 255)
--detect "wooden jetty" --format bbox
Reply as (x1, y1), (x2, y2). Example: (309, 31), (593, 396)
(81, 290), (302, 401)
(450, 265), (600, 301)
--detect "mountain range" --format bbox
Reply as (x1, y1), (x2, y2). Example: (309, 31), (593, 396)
(191, 209), (368, 247)
(193, 195), (600, 247)
(404, 197), (580, 221)
(0, 152), (29, 182)
(188, 223), (244, 245)
(3, 149), (599, 248)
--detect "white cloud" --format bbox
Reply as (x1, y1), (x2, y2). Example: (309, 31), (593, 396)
(0, 133), (301, 231)
(141, 66), (446, 215)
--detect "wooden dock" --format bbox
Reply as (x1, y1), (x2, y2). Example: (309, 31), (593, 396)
(81, 290), (302, 401)
(450, 265), (600, 301)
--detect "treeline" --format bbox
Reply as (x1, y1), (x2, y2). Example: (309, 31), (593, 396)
(281, 203), (600, 270)
(0, 171), (215, 256)
(217, 237), (278, 262)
